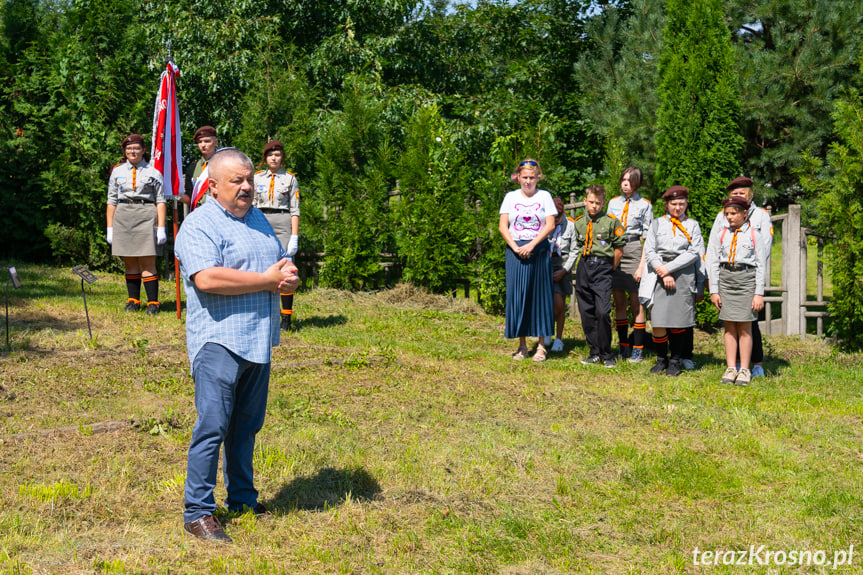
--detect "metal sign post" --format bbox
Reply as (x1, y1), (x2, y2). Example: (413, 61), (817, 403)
(71, 265), (98, 342)
(5, 267), (22, 350)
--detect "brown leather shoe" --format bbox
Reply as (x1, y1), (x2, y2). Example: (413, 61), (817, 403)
(183, 515), (232, 543)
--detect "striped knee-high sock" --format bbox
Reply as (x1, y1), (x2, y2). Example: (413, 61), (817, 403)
(633, 322), (646, 352)
(125, 274), (141, 305)
(143, 275), (159, 306)
(616, 319), (629, 353)
(669, 328), (686, 361)
(653, 333), (668, 360)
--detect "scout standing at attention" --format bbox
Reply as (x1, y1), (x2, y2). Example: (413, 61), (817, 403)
(572, 184), (626, 367)
(706, 195), (765, 386)
(638, 186), (704, 376)
(606, 166), (653, 363)
(709, 176), (773, 377)
(182, 125), (218, 210)
(254, 140), (300, 332)
(106, 133), (166, 314)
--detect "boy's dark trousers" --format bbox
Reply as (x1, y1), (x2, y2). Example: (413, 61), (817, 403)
(575, 256), (614, 360)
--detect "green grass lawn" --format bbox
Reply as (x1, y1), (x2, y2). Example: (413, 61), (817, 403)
(0, 264), (860, 574)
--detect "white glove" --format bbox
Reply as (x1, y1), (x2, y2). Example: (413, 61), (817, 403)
(156, 227), (167, 245)
(106, 227), (113, 245)
(287, 235), (299, 256)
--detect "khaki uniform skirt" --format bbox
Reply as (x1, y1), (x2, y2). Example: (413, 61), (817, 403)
(112, 203), (158, 257)
(718, 267), (757, 322)
(650, 264), (696, 328)
(263, 211), (293, 251)
(612, 239), (642, 292)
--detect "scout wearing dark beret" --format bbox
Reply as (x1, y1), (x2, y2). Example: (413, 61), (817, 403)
(122, 133), (145, 150)
(662, 185), (690, 200)
(726, 176), (754, 191)
(193, 125), (217, 142)
(722, 195), (751, 211)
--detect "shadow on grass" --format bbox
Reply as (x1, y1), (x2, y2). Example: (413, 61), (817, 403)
(268, 466), (381, 512)
(291, 314), (348, 332)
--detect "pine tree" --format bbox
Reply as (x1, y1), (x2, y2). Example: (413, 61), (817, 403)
(799, 90), (863, 350)
(654, 0), (742, 227)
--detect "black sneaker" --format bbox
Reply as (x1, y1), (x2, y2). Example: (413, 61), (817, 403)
(618, 345), (630, 359)
(145, 303), (160, 316)
(603, 357), (616, 368)
(650, 358), (667, 374)
(280, 315), (292, 332)
(666, 360), (682, 377)
(581, 355), (601, 365)
(124, 301), (140, 312)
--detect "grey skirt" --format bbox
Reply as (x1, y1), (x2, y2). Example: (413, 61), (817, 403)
(718, 267), (757, 322)
(112, 203), (157, 257)
(612, 239), (642, 292)
(650, 266), (696, 328)
(264, 211), (293, 250)
(551, 254), (572, 296)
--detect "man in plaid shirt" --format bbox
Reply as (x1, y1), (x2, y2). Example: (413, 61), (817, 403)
(175, 148), (299, 543)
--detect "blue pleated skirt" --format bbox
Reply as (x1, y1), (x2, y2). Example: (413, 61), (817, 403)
(504, 240), (554, 339)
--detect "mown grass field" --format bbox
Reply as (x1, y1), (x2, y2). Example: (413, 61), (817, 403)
(1, 264), (861, 574)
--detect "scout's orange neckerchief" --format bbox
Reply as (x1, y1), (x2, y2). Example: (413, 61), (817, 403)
(268, 173), (275, 204)
(728, 228), (739, 263)
(583, 220), (594, 255)
(621, 197), (630, 227)
(132, 165), (137, 192)
(669, 215), (692, 243)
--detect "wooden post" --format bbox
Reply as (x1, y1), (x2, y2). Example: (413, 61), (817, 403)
(783, 205), (803, 336)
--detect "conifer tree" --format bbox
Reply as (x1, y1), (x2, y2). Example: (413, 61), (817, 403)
(654, 0), (742, 227)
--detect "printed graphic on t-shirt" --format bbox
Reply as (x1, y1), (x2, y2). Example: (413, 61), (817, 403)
(514, 202), (542, 233)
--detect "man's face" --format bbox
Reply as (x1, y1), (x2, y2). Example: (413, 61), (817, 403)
(197, 136), (218, 159)
(584, 193), (604, 217)
(210, 158), (254, 218)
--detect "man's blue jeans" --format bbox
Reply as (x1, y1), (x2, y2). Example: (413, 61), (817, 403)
(183, 342), (270, 523)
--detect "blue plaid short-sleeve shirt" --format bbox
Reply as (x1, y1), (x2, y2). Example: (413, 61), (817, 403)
(175, 199), (286, 365)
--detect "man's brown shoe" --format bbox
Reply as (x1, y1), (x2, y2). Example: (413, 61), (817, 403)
(184, 515), (232, 543)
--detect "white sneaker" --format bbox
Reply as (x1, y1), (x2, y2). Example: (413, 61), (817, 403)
(551, 338), (564, 352)
(681, 359), (696, 371)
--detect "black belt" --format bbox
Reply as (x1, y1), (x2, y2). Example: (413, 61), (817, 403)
(720, 262), (754, 271)
(582, 255), (612, 264)
(259, 208), (290, 214)
(625, 234), (642, 242)
(120, 198), (153, 205)
(661, 255), (676, 262)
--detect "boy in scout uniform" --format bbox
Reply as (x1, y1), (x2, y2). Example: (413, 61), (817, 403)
(572, 184), (626, 367)
(181, 125), (218, 209)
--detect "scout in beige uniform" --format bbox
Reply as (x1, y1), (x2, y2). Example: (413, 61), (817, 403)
(706, 195), (765, 386)
(106, 133), (166, 314)
(253, 140), (300, 331)
(638, 186), (704, 376)
(709, 176), (773, 377)
(607, 166), (653, 362)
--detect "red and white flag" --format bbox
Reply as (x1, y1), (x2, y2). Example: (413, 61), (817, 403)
(151, 61), (183, 198)
(189, 164), (209, 210)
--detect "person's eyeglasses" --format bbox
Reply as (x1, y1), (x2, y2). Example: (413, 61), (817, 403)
(519, 160), (538, 167)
